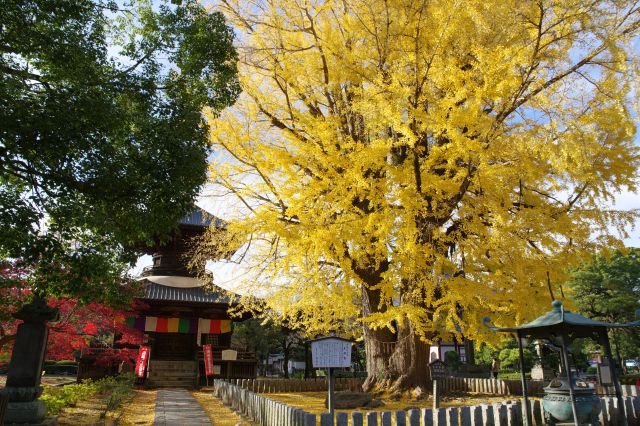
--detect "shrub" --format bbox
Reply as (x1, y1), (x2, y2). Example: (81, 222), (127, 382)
(620, 374), (640, 385)
(445, 351), (462, 372)
(41, 380), (97, 415)
(41, 373), (135, 414)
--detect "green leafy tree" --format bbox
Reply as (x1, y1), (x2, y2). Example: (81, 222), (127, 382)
(0, 0), (239, 302)
(567, 249), (640, 368)
(444, 350), (462, 372)
(232, 319), (307, 377)
(476, 339), (536, 371)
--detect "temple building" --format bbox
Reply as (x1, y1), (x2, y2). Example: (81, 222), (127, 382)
(80, 207), (257, 386)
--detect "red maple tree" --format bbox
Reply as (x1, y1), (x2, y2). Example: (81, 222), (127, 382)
(1, 260), (144, 367)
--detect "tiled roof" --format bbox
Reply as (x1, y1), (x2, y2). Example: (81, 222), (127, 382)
(179, 208), (225, 228)
(141, 281), (230, 304)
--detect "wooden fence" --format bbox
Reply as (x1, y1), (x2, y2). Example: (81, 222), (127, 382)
(434, 377), (546, 397)
(227, 377), (364, 393)
(213, 379), (640, 426)
(598, 384), (640, 397)
(317, 396), (640, 426)
(229, 376), (541, 397)
(213, 379), (316, 426)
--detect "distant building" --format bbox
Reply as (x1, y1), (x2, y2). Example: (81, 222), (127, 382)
(266, 353), (305, 376)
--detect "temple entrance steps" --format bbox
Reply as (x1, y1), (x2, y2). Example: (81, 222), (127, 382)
(147, 360), (197, 388)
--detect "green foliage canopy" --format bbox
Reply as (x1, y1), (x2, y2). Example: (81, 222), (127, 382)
(567, 249), (640, 363)
(0, 0), (239, 301)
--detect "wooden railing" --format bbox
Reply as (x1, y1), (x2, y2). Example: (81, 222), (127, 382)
(197, 349), (258, 383)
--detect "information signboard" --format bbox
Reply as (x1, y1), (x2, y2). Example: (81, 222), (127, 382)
(429, 359), (447, 380)
(311, 337), (352, 368)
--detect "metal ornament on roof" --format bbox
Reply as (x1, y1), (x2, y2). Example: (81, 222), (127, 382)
(483, 300), (640, 426)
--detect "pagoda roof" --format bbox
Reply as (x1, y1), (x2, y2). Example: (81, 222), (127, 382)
(140, 281), (230, 304)
(179, 207), (225, 228)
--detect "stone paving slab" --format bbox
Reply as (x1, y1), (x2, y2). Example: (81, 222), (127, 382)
(154, 388), (212, 426)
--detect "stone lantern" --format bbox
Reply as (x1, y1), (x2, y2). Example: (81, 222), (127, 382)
(0, 298), (59, 424)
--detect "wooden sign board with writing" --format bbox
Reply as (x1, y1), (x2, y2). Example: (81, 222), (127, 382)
(311, 336), (352, 368)
(429, 359), (448, 379)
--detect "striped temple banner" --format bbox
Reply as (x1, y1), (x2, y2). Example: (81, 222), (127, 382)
(126, 316), (231, 335)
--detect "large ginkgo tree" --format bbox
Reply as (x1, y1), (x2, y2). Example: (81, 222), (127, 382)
(201, 0), (640, 391)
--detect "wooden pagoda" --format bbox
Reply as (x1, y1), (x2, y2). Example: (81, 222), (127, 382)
(79, 207), (257, 386)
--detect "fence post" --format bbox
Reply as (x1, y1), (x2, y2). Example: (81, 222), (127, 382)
(470, 406), (482, 426)
(599, 397), (609, 426)
(305, 413), (317, 426)
(336, 412), (348, 426)
(624, 397), (636, 425)
(480, 404), (494, 426)
(408, 408), (420, 426)
(494, 404), (507, 426)
(351, 412), (363, 426)
(531, 400), (542, 426)
(446, 407), (458, 426)
(507, 403), (520, 426)
(395, 410), (407, 426)
(459, 406), (471, 426)
(435, 409), (446, 426)
(422, 408), (433, 426)
(381, 411), (392, 426)
(608, 397), (617, 426)
(320, 412), (333, 426)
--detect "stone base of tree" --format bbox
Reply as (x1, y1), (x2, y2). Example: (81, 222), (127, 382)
(323, 391), (379, 409)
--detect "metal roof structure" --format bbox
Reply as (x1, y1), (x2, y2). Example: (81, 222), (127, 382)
(141, 281), (230, 304)
(484, 300), (640, 338)
(484, 300), (640, 426)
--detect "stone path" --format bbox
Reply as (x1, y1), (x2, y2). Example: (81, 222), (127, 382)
(154, 388), (213, 426)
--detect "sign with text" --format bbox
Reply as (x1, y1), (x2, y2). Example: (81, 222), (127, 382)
(135, 346), (150, 378)
(429, 359), (447, 380)
(203, 344), (214, 377)
(311, 337), (352, 368)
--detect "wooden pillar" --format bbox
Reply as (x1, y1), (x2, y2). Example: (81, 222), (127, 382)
(516, 331), (531, 426)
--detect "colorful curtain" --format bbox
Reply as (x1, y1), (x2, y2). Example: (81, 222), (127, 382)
(126, 316), (232, 335)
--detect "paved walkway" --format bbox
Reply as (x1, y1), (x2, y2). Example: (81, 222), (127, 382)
(154, 388), (213, 426)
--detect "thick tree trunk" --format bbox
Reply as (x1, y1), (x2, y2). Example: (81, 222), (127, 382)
(386, 318), (430, 392)
(304, 341), (316, 378)
(361, 286), (430, 393)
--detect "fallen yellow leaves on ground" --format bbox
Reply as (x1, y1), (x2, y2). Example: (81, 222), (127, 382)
(265, 391), (524, 416)
(111, 389), (156, 426)
(57, 395), (108, 426)
(191, 389), (249, 426)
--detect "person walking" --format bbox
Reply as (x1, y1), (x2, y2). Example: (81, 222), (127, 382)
(491, 357), (500, 379)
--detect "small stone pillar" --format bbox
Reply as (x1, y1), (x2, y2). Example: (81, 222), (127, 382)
(0, 298), (59, 424)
